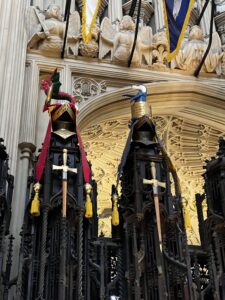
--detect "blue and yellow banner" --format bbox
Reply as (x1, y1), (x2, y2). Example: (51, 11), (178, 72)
(163, 0), (195, 61)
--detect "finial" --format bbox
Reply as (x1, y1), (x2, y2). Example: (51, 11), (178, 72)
(129, 85), (151, 120)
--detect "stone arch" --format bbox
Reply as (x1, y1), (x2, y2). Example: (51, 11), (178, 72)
(78, 80), (225, 243)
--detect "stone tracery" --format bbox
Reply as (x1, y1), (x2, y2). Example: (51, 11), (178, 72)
(81, 115), (225, 243)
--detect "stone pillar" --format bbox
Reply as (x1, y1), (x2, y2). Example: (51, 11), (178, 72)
(10, 61), (39, 281)
(108, 0), (123, 23)
(19, 61), (40, 149)
(0, 0), (28, 175)
(153, 0), (165, 32)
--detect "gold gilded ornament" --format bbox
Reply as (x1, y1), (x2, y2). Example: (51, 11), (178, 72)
(30, 182), (41, 217)
(112, 193), (119, 226)
(84, 183), (93, 218)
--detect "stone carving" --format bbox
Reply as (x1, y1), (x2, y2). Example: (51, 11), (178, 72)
(122, 0), (154, 25)
(215, 0), (225, 14)
(72, 77), (107, 103)
(99, 15), (153, 66)
(215, 10), (225, 46)
(152, 31), (168, 70)
(79, 24), (100, 58)
(171, 25), (224, 74)
(27, 5), (80, 56)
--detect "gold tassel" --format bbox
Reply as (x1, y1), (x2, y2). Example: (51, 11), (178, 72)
(30, 183), (41, 217)
(84, 183), (93, 218)
(181, 199), (191, 229)
(112, 193), (119, 226)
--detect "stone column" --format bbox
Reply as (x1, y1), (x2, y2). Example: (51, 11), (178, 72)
(153, 0), (165, 32)
(0, 0), (28, 175)
(10, 60), (39, 281)
(108, 0), (123, 23)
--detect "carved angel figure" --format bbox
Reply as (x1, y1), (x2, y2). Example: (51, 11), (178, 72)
(99, 15), (153, 66)
(27, 5), (80, 57)
(171, 25), (224, 74)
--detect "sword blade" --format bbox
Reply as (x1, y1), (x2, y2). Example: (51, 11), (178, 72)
(154, 194), (162, 252)
(62, 180), (67, 217)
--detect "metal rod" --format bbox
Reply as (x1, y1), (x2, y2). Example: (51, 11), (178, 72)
(129, 0), (138, 16)
(196, 0), (210, 25)
(128, 0), (142, 67)
(194, 0), (215, 77)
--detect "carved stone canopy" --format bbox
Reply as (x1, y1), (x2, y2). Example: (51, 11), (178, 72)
(215, 11), (225, 46)
(122, 0), (154, 25)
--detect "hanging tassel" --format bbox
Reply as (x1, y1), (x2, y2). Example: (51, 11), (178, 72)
(30, 183), (41, 217)
(182, 199), (191, 229)
(112, 193), (119, 226)
(84, 183), (93, 218)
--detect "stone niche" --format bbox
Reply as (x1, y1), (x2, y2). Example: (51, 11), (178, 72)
(122, 0), (154, 25)
(215, 11), (225, 47)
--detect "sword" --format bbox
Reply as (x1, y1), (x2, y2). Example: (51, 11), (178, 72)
(52, 149), (77, 217)
(143, 162), (166, 253)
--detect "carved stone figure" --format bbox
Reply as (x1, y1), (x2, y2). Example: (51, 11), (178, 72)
(27, 5), (80, 57)
(79, 24), (100, 58)
(152, 31), (168, 70)
(171, 25), (224, 74)
(99, 15), (153, 66)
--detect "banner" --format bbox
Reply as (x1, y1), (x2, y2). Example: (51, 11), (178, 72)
(82, 0), (101, 43)
(163, 0), (195, 61)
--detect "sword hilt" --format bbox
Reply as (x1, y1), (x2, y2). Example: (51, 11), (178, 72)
(63, 149), (68, 166)
(150, 162), (156, 180)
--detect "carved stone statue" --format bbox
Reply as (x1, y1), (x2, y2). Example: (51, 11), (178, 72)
(79, 24), (100, 58)
(171, 25), (224, 74)
(27, 5), (80, 57)
(99, 15), (153, 66)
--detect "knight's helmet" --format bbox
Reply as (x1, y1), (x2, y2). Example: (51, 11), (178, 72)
(46, 70), (77, 137)
(50, 100), (77, 139)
